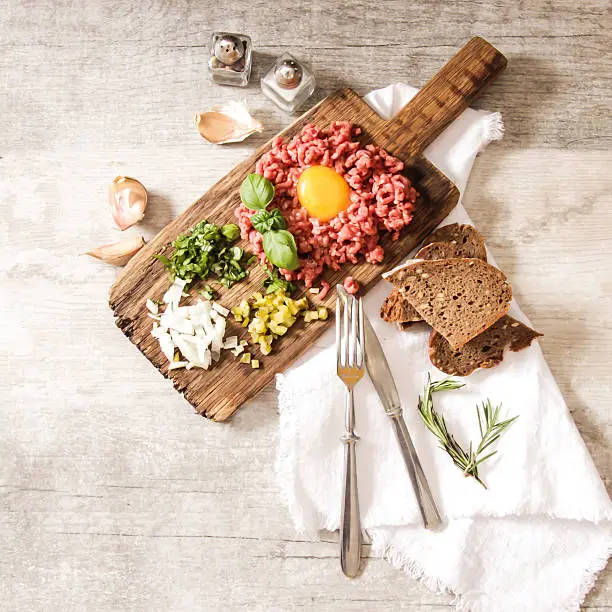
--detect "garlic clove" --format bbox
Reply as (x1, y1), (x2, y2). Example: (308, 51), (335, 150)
(86, 234), (146, 266)
(109, 176), (148, 231)
(195, 101), (263, 144)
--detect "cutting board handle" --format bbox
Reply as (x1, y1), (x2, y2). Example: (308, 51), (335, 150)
(385, 37), (507, 156)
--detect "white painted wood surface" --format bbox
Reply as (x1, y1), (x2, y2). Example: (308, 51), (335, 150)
(1, 0), (610, 609)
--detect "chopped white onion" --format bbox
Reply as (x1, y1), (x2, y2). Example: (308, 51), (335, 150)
(168, 361), (188, 370)
(146, 299), (159, 314)
(160, 311), (194, 335)
(148, 280), (238, 372)
(163, 278), (187, 306)
(212, 302), (230, 317)
(157, 332), (175, 362)
(223, 335), (238, 349)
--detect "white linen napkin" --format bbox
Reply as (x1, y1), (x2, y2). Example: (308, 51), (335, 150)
(276, 84), (612, 612)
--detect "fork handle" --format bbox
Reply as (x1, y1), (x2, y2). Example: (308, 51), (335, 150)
(340, 389), (362, 578)
(390, 413), (443, 530)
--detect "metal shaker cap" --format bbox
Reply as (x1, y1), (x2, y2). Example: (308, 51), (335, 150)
(214, 35), (245, 65)
(274, 58), (303, 89)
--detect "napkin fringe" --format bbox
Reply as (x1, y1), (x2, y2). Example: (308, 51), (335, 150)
(373, 532), (611, 612)
(571, 537), (612, 612)
(371, 533), (456, 599)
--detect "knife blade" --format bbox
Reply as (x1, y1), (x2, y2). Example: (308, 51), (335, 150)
(363, 316), (403, 418)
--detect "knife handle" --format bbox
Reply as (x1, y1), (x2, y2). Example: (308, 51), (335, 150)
(390, 412), (443, 530)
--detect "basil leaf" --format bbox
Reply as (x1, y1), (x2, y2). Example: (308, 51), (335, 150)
(252, 209), (287, 233)
(221, 223), (240, 242)
(240, 173), (275, 211)
(268, 208), (287, 230)
(262, 230), (298, 270)
(251, 211), (272, 234)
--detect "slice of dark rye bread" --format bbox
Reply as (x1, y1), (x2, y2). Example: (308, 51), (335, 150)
(386, 258), (513, 350)
(419, 223), (488, 261)
(429, 315), (543, 376)
(380, 289), (422, 324)
(381, 224), (487, 325)
(416, 239), (487, 261)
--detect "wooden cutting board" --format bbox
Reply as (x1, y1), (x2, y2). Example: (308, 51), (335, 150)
(110, 37), (507, 422)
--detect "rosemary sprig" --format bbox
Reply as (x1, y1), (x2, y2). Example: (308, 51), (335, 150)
(417, 375), (519, 489)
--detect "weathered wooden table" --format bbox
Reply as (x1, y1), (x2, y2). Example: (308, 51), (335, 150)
(1, 1), (610, 609)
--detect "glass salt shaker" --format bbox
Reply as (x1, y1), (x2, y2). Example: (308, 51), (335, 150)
(208, 32), (252, 87)
(261, 53), (315, 114)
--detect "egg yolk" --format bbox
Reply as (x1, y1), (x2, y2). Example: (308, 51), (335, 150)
(296, 166), (350, 222)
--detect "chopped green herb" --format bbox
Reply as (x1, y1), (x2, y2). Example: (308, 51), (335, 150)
(153, 254), (171, 267)
(263, 267), (296, 295)
(199, 284), (217, 300)
(220, 224), (240, 242)
(155, 220), (252, 287)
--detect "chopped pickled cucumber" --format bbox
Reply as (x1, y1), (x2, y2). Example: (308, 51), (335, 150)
(303, 310), (319, 323)
(233, 287), (321, 357)
(249, 317), (268, 335)
(317, 307), (329, 321)
(251, 359), (260, 369)
(268, 321), (288, 335)
(232, 300), (251, 322)
(239, 353), (252, 364)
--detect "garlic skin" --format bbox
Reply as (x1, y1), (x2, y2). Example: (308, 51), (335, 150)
(109, 176), (148, 230)
(195, 101), (263, 144)
(86, 235), (146, 266)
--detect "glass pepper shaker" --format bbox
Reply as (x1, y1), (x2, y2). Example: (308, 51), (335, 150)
(261, 53), (315, 114)
(208, 32), (252, 87)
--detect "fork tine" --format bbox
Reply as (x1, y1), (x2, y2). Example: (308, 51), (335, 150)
(357, 297), (364, 367)
(342, 293), (349, 367)
(350, 296), (358, 368)
(335, 296), (342, 368)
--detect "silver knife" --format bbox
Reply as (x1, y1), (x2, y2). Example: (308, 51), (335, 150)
(361, 307), (443, 530)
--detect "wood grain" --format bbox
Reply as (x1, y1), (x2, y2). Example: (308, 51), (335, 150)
(1, 0), (610, 609)
(110, 38), (506, 421)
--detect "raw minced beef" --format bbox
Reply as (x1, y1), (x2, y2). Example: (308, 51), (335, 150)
(235, 121), (418, 288)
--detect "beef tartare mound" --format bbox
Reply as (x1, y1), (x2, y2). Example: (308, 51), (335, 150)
(235, 121), (418, 288)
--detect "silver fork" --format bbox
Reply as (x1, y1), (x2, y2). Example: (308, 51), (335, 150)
(336, 291), (365, 578)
